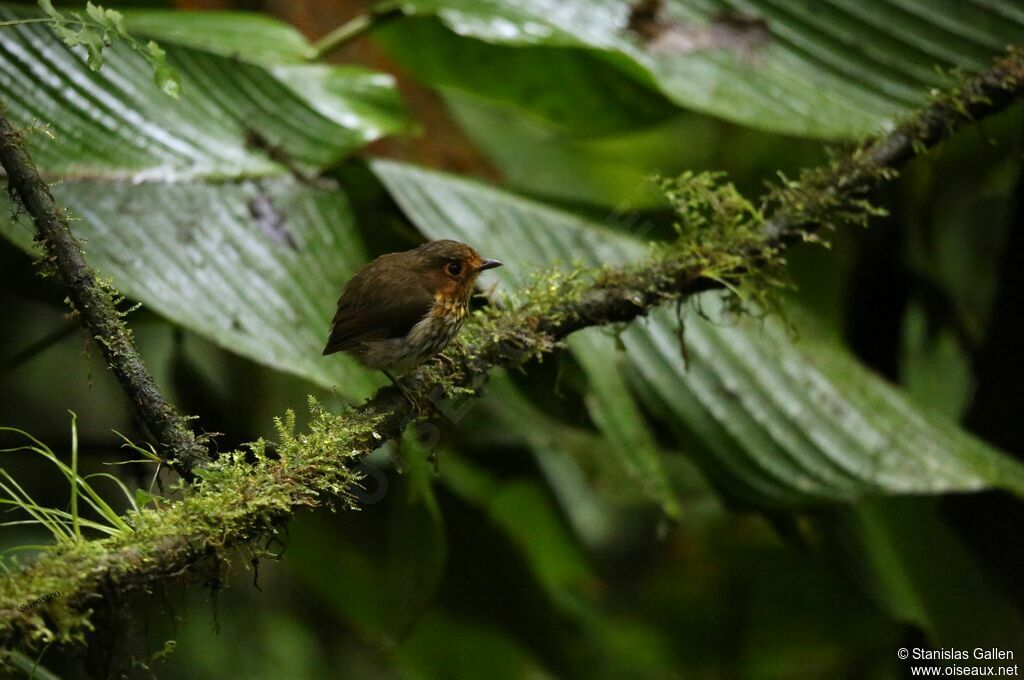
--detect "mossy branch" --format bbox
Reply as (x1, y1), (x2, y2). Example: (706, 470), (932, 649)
(0, 102), (208, 478)
(764, 46), (1024, 241)
(0, 48), (1022, 654)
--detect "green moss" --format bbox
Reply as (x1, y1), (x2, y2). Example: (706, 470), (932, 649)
(0, 398), (379, 649)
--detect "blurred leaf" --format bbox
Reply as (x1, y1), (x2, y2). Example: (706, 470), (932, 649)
(288, 439), (446, 644)
(478, 374), (704, 546)
(166, 592), (334, 680)
(385, 436), (447, 634)
(376, 17), (677, 136)
(568, 332), (680, 518)
(442, 91), (826, 210)
(0, 6), (416, 398)
(898, 115), (1024, 418)
(902, 113), (1024, 342)
(386, 0), (1024, 139)
(443, 94), (702, 209)
(442, 452), (594, 597)
(837, 497), (1024, 650)
(900, 303), (972, 418)
(123, 10), (316, 63)
(476, 375), (629, 546)
(728, 542), (900, 679)
(396, 610), (556, 680)
(372, 159), (1024, 506)
(289, 522), (393, 640)
(441, 452), (683, 678)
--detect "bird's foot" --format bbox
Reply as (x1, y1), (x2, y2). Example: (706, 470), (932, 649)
(388, 437), (408, 475)
(434, 352), (458, 373)
(384, 370), (428, 414)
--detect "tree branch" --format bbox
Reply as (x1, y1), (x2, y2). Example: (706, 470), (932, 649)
(0, 104), (208, 477)
(765, 47), (1024, 241)
(0, 48), (1022, 653)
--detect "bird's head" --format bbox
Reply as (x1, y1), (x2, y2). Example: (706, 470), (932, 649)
(410, 239), (502, 302)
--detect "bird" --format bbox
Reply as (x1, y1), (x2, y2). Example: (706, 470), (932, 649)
(322, 240), (502, 386)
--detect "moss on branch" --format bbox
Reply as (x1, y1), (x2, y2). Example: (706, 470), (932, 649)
(1, 47), (1022, 654)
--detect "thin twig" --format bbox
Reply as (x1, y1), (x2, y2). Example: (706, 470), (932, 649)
(309, 6), (402, 60)
(0, 103), (208, 478)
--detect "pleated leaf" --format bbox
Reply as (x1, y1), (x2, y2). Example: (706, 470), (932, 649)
(1, 178), (378, 397)
(371, 159), (1024, 505)
(0, 7), (413, 397)
(386, 0), (1024, 138)
(0, 5), (409, 179)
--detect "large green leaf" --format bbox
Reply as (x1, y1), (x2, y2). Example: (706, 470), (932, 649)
(478, 373), (695, 532)
(0, 6), (408, 178)
(0, 7), (413, 397)
(384, 0), (1024, 138)
(567, 333), (682, 518)
(625, 303), (1024, 505)
(122, 10), (316, 63)
(374, 17), (677, 137)
(371, 159), (1024, 506)
(2, 177), (378, 396)
(442, 93), (708, 208)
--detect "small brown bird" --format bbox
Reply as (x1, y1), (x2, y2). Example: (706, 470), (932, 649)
(322, 240), (502, 383)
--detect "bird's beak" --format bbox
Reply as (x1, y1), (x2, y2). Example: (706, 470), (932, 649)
(477, 259), (503, 272)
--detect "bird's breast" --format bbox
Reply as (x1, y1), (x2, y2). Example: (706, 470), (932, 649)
(394, 296), (467, 365)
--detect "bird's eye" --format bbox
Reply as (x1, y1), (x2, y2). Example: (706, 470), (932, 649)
(446, 262), (462, 277)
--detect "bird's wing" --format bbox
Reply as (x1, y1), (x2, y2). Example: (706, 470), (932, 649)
(322, 265), (434, 356)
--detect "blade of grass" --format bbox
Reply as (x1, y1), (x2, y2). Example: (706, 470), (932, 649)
(0, 517), (121, 536)
(1, 420), (133, 536)
(0, 472), (71, 541)
(0, 498), (124, 534)
(70, 411), (80, 540)
(0, 444), (125, 533)
(112, 430), (162, 463)
(84, 472), (139, 513)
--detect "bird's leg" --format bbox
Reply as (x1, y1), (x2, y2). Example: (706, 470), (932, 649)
(383, 370), (421, 412)
(389, 436), (407, 475)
